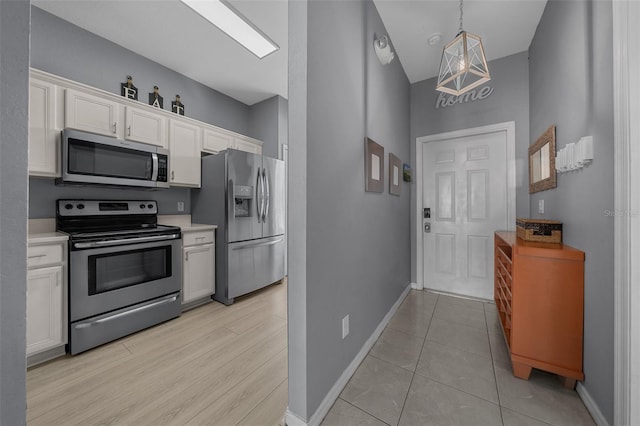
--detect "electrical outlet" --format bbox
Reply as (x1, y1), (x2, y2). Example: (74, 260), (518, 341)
(342, 315), (349, 339)
(177, 201), (185, 212)
(538, 199), (545, 214)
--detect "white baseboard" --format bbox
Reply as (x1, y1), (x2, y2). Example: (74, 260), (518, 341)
(284, 409), (307, 426)
(410, 282), (419, 290)
(576, 383), (610, 426)
(285, 282), (412, 426)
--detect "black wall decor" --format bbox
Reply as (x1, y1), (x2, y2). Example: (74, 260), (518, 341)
(172, 94), (184, 115)
(121, 75), (138, 100)
(149, 85), (163, 109)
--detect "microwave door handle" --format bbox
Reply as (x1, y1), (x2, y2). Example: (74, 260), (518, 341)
(263, 170), (269, 221)
(151, 153), (159, 181)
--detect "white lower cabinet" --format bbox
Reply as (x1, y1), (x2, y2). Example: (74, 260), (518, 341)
(182, 230), (215, 305)
(27, 240), (67, 359)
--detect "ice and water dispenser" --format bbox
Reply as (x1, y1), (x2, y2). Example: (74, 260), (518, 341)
(233, 185), (253, 217)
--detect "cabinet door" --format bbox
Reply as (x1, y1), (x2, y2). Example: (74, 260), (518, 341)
(65, 89), (119, 137)
(234, 137), (262, 155)
(202, 128), (234, 154)
(27, 266), (64, 355)
(183, 243), (215, 303)
(29, 79), (59, 177)
(169, 120), (201, 187)
(125, 106), (167, 148)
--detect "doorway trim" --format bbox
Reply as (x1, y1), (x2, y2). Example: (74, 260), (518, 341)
(613, 1), (638, 424)
(415, 121), (516, 291)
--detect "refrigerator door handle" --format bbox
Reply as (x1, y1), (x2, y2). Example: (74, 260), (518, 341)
(256, 168), (263, 222)
(263, 169), (270, 221)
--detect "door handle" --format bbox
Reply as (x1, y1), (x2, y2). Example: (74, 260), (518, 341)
(262, 169), (269, 221)
(424, 222), (431, 233)
(256, 168), (263, 222)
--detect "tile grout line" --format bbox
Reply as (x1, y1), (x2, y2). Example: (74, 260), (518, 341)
(484, 303), (506, 426)
(338, 398), (392, 426)
(395, 291), (439, 426)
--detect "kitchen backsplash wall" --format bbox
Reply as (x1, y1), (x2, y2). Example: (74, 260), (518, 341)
(29, 178), (191, 219)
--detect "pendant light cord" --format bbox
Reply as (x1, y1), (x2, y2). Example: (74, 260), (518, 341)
(459, 0), (464, 33)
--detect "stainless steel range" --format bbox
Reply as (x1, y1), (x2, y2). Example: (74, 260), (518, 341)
(57, 199), (182, 355)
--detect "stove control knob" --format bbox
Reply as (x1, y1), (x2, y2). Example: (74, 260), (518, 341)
(147, 204), (154, 209)
(77, 204), (85, 210)
(140, 204), (146, 209)
(64, 203), (73, 210)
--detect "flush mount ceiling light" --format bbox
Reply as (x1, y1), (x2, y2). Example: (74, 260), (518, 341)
(181, 0), (279, 59)
(436, 0), (490, 96)
(374, 35), (395, 65)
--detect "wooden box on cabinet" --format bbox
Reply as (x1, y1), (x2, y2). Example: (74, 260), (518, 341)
(494, 231), (585, 388)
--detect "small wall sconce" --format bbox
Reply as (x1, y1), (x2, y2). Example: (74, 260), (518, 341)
(556, 136), (593, 173)
(374, 35), (395, 65)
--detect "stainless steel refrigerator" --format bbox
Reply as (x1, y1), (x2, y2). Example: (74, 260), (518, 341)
(191, 149), (286, 305)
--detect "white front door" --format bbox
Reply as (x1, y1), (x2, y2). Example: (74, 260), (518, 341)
(421, 129), (508, 300)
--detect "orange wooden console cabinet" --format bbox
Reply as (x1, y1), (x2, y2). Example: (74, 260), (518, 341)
(494, 231), (585, 389)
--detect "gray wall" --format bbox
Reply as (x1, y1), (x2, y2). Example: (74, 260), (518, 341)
(410, 52), (530, 284)
(31, 6), (251, 135)
(249, 95), (288, 159)
(288, 0), (411, 419)
(28, 6), (286, 219)
(528, 0), (614, 422)
(0, 0), (29, 423)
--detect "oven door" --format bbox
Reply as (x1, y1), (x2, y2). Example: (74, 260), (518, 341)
(69, 237), (182, 322)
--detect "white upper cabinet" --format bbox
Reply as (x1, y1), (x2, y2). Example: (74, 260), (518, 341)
(65, 88), (119, 137)
(29, 79), (59, 177)
(168, 119), (201, 187)
(202, 127), (235, 154)
(125, 106), (167, 148)
(234, 135), (262, 155)
(31, 69), (265, 182)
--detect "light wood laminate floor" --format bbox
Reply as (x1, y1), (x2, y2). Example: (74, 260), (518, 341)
(27, 280), (288, 426)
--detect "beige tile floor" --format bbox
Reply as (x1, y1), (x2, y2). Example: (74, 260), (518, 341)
(321, 290), (595, 426)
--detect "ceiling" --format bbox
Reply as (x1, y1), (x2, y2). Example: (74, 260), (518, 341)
(33, 0), (547, 106)
(373, 0), (547, 84)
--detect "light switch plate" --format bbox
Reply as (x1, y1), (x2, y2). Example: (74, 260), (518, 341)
(342, 315), (349, 339)
(538, 199), (545, 214)
(177, 201), (185, 212)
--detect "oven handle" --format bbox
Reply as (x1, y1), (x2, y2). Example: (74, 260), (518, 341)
(73, 233), (181, 249)
(73, 294), (179, 329)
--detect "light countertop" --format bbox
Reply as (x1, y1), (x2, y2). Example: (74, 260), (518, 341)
(28, 231), (69, 244)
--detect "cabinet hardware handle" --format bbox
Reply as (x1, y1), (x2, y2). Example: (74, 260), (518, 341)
(196, 236), (205, 240)
(171, 171), (175, 180)
(28, 254), (46, 259)
(185, 252), (189, 261)
(128, 125), (131, 136)
(113, 122), (117, 133)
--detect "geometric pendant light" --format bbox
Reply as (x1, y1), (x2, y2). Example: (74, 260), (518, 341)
(436, 0), (490, 95)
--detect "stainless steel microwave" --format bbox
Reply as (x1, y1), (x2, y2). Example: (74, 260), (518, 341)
(58, 129), (170, 189)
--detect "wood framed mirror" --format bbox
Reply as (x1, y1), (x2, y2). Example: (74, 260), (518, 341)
(529, 125), (557, 193)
